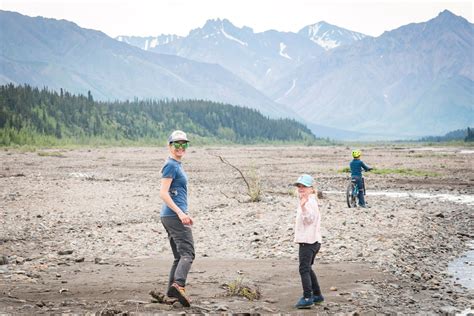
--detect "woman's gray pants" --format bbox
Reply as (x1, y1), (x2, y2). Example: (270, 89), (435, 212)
(161, 216), (195, 288)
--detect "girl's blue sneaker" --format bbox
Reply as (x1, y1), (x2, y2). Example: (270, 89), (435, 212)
(295, 296), (314, 309)
(313, 295), (324, 304)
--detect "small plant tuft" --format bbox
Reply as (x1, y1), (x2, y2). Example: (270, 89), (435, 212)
(223, 277), (261, 301)
(248, 167), (262, 202)
(339, 167), (351, 173)
(287, 186), (297, 197)
(37, 151), (65, 157)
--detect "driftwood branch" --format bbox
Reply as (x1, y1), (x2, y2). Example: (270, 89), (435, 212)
(213, 154), (252, 195)
(211, 153), (262, 202)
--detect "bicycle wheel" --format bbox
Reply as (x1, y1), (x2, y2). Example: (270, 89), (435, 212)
(346, 182), (357, 208)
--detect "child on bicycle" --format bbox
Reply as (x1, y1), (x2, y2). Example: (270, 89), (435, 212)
(350, 150), (372, 208)
(293, 174), (324, 309)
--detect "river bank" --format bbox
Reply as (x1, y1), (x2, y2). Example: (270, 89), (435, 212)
(1, 145), (473, 314)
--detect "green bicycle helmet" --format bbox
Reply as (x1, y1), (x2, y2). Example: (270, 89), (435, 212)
(352, 150), (361, 158)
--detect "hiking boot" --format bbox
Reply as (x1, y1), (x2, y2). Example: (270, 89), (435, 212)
(313, 295), (324, 304)
(167, 282), (191, 307)
(295, 296), (313, 309)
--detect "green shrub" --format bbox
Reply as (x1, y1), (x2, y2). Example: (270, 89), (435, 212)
(223, 278), (261, 301)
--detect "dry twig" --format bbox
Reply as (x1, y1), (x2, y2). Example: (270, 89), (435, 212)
(211, 154), (261, 202)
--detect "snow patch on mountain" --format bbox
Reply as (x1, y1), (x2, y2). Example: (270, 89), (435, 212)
(308, 24), (322, 35)
(279, 43), (292, 59)
(221, 27), (248, 46)
(352, 33), (365, 40)
(311, 36), (339, 50)
(116, 34), (180, 51)
(306, 26), (341, 50)
(299, 22), (367, 50)
(144, 39), (152, 50)
(276, 79), (297, 102)
(284, 79), (296, 96)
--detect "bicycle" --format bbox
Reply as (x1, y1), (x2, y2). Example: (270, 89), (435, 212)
(346, 177), (366, 208)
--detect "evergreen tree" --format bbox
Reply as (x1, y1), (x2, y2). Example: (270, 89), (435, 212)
(55, 121), (62, 138)
(465, 127), (474, 142)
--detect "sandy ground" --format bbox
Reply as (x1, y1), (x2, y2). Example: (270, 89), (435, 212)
(0, 145), (473, 315)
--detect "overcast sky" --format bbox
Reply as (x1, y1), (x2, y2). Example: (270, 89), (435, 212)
(2, 0), (472, 37)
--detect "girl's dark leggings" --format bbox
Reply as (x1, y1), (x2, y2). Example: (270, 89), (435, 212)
(298, 241), (321, 298)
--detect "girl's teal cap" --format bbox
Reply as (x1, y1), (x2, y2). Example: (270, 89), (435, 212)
(294, 174), (314, 187)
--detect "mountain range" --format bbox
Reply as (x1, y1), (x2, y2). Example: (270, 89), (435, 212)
(0, 10), (294, 119)
(117, 19), (366, 89)
(268, 10), (474, 137)
(1, 9), (473, 139)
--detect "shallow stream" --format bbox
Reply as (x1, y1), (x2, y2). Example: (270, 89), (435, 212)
(448, 241), (474, 290)
(327, 189), (474, 291)
(326, 189), (474, 206)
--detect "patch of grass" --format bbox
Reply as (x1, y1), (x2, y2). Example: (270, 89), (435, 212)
(248, 167), (262, 202)
(371, 168), (439, 177)
(338, 167), (438, 177)
(14, 145), (38, 153)
(287, 186), (297, 197)
(223, 278), (261, 301)
(37, 151), (65, 158)
(339, 167), (351, 173)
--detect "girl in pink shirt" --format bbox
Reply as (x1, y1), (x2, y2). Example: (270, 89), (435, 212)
(293, 174), (324, 309)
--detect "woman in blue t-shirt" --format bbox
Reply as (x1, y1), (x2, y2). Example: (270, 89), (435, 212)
(159, 130), (194, 307)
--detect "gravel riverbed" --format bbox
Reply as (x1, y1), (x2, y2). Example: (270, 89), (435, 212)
(1, 145), (473, 314)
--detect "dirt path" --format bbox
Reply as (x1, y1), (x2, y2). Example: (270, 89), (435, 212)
(1, 257), (389, 314)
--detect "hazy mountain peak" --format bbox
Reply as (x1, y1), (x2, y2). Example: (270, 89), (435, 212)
(298, 20), (368, 50)
(315, 21), (330, 27)
(202, 18), (239, 32)
(381, 7), (472, 43)
(203, 18), (224, 27)
(429, 8), (472, 28)
(437, 9), (459, 20)
(188, 18), (254, 47)
(116, 34), (181, 50)
(201, 18), (254, 33)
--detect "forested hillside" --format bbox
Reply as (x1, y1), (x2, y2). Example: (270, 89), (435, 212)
(0, 84), (316, 146)
(419, 127), (474, 142)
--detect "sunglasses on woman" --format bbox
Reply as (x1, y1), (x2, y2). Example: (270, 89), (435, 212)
(172, 142), (189, 149)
